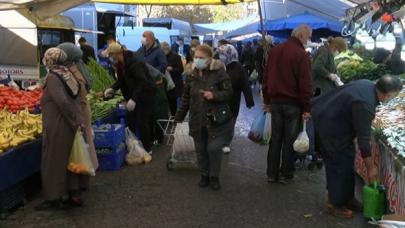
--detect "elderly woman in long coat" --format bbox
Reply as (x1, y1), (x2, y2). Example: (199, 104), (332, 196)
(37, 48), (84, 210)
(57, 42), (99, 176)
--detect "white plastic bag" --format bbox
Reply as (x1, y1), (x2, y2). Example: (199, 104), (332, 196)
(125, 128), (152, 165)
(68, 131), (96, 176)
(164, 71), (176, 91)
(262, 113), (272, 145)
(293, 121), (310, 154)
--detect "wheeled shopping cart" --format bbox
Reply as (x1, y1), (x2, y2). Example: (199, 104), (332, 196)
(157, 119), (197, 171)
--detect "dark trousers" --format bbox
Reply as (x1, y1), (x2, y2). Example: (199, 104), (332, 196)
(168, 96), (178, 117)
(126, 104), (154, 152)
(224, 118), (237, 146)
(193, 127), (227, 177)
(323, 147), (356, 206)
(267, 104), (301, 179)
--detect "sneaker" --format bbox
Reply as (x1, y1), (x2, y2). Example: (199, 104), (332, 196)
(222, 146), (231, 154)
(198, 175), (210, 188)
(279, 176), (293, 184)
(148, 150), (153, 155)
(210, 177), (221, 191)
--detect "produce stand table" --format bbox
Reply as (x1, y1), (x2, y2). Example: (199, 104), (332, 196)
(0, 138), (42, 215)
(355, 136), (405, 214)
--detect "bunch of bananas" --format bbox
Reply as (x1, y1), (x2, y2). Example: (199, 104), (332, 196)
(0, 108), (42, 153)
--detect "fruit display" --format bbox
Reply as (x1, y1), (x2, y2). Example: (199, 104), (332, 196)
(85, 58), (116, 92)
(0, 86), (42, 113)
(0, 109), (42, 153)
(374, 90), (405, 158)
(87, 92), (124, 121)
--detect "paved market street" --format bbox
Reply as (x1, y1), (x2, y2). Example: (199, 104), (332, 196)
(1, 90), (371, 228)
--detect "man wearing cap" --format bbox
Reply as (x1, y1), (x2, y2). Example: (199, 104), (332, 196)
(312, 37), (347, 96)
(104, 43), (157, 154)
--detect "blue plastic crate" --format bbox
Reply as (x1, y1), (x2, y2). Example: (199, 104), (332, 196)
(97, 143), (127, 171)
(0, 181), (25, 213)
(115, 103), (127, 118)
(93, 119), (125, 148)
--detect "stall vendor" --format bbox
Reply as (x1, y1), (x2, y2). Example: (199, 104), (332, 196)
(0, 74), (19, 89)
(311, 75), (403, 218)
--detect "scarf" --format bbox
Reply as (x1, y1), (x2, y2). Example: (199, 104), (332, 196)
(218, 44), (239, 65)
(43, 48), (80, 97)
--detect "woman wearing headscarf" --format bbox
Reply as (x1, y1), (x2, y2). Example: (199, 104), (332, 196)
(57, 42), (98, 190)
(218, 44), (255, 154)
(37, 48), (84, 210)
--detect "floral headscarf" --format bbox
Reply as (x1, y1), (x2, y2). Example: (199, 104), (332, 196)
(218, 44), (239, 65)
(43, 48), (80, 97)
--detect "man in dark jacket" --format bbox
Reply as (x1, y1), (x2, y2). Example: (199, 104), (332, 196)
(263, 25), (313, 184)
(78, 37), (96, 64)
(240, 42), (255, 77)
(104, 43), (157, 154)
(136, 31), (167, 73)
(312, 76), (402, 218)
(161, 42), (184, 116)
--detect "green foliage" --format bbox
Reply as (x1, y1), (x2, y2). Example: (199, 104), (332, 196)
(85, 58), (116, 92)
(337, 60), (389, 83)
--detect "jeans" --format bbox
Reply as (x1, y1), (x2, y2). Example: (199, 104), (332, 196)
(323, 146), (356, 206)
(267, 104), (301, 179)
(193, 127), (227, 177)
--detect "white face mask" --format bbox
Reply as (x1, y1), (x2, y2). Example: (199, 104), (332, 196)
(141, 37), (147, 46)
(194, 58), (208, 70)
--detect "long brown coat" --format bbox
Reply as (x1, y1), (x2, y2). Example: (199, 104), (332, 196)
(40, 72), (84, 200)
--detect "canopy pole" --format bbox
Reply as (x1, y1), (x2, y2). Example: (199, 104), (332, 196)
(257, 0), (266, 40)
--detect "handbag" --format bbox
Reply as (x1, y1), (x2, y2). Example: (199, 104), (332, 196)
(209, 103), (233, 126)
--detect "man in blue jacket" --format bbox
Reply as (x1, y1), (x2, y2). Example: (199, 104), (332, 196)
(136, 31), (167, 73)
(311, 75), (402, 218)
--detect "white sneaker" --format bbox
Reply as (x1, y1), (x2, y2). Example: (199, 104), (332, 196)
(222, 146), (231, 154)
(148, 150), (153, 155)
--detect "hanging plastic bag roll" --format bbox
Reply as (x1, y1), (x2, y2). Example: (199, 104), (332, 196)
(293, 121), (310, 154)
(67, 131), (96, 176)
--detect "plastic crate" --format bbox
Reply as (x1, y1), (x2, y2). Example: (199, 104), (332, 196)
(115, 103), (127, 118)
(0, 182), (25, 213)
(97, 143), (127, 171)
(93, 119), (125, 148)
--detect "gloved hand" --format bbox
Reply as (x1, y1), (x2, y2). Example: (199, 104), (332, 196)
(126, 99), (136, 112)
(328, 73), (338, 81)
(334, 76), (344, 86)
(104, 88), (115, 98)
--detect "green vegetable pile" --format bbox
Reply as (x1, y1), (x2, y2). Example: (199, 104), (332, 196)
(87, 92), (123, 121)
(335, 50), (363, 66)
(86, 58), (116, 92)
(337, 60), (388, 83)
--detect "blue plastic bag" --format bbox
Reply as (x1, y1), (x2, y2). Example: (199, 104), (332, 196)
(248, 112), (266, 143)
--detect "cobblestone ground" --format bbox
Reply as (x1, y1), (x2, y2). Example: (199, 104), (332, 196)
(1, 88), (371, 228)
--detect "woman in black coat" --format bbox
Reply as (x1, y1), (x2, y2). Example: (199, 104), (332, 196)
(161, 42), (184, 116)
(218, 44), (255, 154)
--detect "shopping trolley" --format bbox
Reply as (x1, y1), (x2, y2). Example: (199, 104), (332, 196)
(157, 118), (197, 171)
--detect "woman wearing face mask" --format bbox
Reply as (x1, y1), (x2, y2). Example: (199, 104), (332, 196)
(175, 45), (233, 191)
(217, 44), (255, 154)
(312, 37), (347, 96)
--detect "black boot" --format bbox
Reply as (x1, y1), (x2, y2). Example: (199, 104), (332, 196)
(198, 175), (210, 188)
(210, 177), (221, 191)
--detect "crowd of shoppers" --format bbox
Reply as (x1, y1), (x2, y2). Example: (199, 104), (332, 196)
(37, 27), (403, 220)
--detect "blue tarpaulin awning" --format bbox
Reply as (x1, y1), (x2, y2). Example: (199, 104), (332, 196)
(263, 12), (343, 33)
(193, 15), (257, 35)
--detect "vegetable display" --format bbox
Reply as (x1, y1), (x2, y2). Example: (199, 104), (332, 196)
(0, 86), (42, 113)
(0, 109), (42, 153)
(85, 58), (116, 92)
(374, 90), (405, 158)
(87, 92), (124, 121)
(337, 60), (388, 83)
